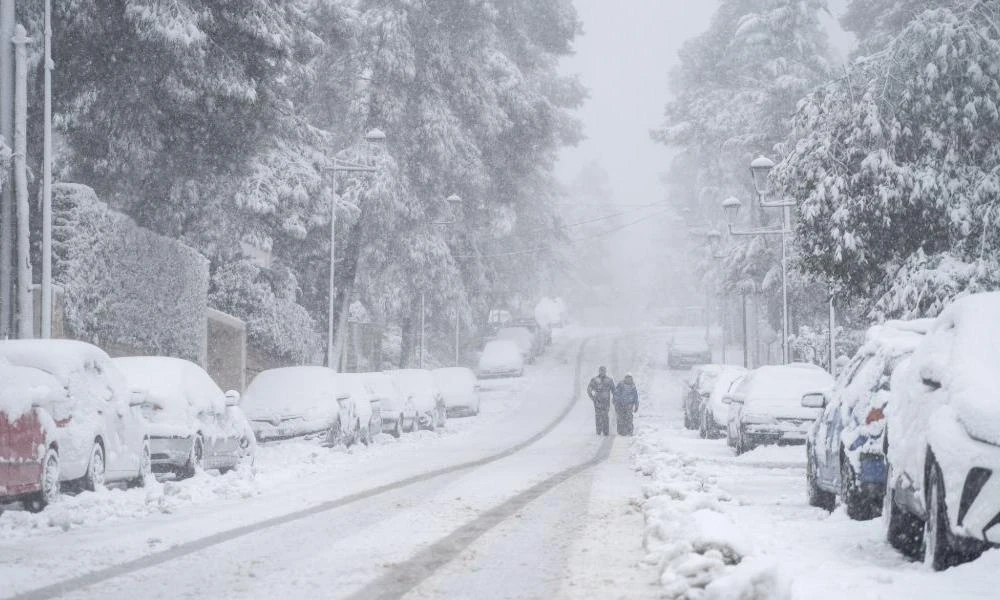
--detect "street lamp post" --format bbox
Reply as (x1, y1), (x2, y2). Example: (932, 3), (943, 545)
(722, 156), (795, 364)
(419, 194), (463, 369)
(705, 228), (726, 364)
(325, 128), (386, 370)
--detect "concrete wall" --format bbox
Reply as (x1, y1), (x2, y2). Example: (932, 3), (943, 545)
(207, 308), (246, 392)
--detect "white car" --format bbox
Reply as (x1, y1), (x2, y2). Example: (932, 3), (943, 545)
(883, 292), (1000, 569)
(330, 373), (382, 446)
(365, 372), (419, 438)
(496, 327), (536, 363)
(0, 339), (151, 491)
(700, 365), (746, 439)
(432, 367), (481, 417)
(242, 366), (358, 445)
(477, 339), (525, 379)
(724, 363), (834, 455)
(114, 357), (255, 477)
(388, 369), (447, 431)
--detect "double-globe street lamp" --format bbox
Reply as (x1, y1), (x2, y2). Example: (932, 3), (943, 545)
(325, 128), (386, 369)
(722, 156), (794, 364)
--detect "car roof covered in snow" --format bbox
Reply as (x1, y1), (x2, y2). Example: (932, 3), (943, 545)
(0, 360), (64, 420)
(242, 366), (340, 418)
(113, 356), (224, 415)
(0, 339), (112, 382)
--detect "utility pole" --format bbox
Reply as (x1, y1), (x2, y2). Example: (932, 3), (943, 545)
(13, 24), (31, 339)
(0, 0), (15, 339)
(41, 0), (53, 338)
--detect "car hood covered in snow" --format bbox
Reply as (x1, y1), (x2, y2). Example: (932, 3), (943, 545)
(744, 364), (834, 421)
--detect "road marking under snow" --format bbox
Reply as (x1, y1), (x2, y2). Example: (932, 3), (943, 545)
(9, 338), (595, 600)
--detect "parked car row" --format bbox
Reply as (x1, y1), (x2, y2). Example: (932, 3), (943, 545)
(0, 337), (484, 513)
(476, 316), (553, 379)
(681, 292), (1000, 571)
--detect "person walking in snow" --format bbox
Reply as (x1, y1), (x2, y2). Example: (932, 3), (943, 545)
(613, 373), (639, 436)
(587, 366), (615, 436)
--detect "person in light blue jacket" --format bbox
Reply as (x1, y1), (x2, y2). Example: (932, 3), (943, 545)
(613, 373), (639, 436)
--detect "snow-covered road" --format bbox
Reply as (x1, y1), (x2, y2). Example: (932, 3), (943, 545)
(1, 330), (660, 600)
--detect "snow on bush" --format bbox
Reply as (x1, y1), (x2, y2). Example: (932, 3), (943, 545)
(53, 184), (209, 362)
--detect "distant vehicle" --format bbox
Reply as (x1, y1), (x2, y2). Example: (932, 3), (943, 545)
(114, 357), (255, 477)
(723, 363), (834, 455)
(477, 339), (525, 379)
(511, 317), (550, 350)
(803, 320), (929, 519)
(0, 361), (62, 511)
(668, 333), (712, 369)
(700, 366), (747, 439)
(682, 364), (724, 430)
(242, 366), (359, 444)
(496, 327), (537, 363)
(0, 340), (151, 493)
(433, 367), (481, 417)
(330, 373), (382, 446)
(883, 293), (1000, 570)
(388, 369), (447, 431)
(365, 372), (419, 438)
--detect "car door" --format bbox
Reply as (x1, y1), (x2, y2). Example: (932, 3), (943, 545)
(0, 410), (11, 492)
(5, 410), (44, 493)
(90, 360), (140, 477)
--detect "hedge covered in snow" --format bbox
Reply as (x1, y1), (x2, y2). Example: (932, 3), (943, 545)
(53, 184), (209, 362)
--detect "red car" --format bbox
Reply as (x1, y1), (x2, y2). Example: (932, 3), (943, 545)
(0, 362), (62, 512)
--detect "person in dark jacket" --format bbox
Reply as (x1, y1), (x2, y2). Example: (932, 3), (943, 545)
(587, 366), (615, 436)
(613, 373), (639, 436)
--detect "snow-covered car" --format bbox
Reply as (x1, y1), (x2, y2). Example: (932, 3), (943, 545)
(388, 369), (447, 431)
(723, 363), (834, 455)
(0, 339), (151, 492)
(0, 361), (62, 511)
(803, 320), (929, 519)
(477, 339), (525, 379)
(432, 367), (481, 417)
(883, 293), (1000, 569)
(365, 372), (419, 438)
(114, 357), (255, 477)
(682, 364), (723, 430)
(330, 373), (382, 446)
(668, 333), (712, 369)
(700, 365), (747, 439)
(496, 327), (537, 363)
(242, 366), (357, 444)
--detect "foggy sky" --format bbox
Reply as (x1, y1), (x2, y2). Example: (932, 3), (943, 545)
(557, 0), (857, 209)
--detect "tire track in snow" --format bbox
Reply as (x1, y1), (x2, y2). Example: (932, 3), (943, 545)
(10, 337), (596, 600)
(345, 335), (626, 600)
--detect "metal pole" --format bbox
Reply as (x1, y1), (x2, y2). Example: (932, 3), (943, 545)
(720, 295), (727, 364)
(0, 0), (15, 339)
(41, 0), (52, 338)
(419, 291), (425, 369)
(780, 205), (789, 364)
(455, 306), (460, 366)
(327, 170), (337, 369)
(828, 287), (836, 375)
(13, 25), (31, 339)
(742, 293), (749, 369)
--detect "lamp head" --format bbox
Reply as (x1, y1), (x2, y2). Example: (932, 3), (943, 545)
(750, 155), (774, 196)
(722, 197), (742, 224)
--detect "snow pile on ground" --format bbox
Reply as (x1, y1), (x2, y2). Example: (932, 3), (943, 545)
(0, 468), (259, 540)
(633, 436), (788, 599)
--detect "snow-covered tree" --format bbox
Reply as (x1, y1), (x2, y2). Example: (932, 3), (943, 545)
(775, 0), (1000, 318)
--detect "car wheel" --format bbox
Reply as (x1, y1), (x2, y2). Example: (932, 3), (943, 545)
(83, 442), (106, 491)
(699, 408), (710, 439)
(358, 419), (369, 446)
(180, 436), (204, 479)
(840, 454), (878, 520)
(392, 415), (403, 439)
(129, 441), (152, 488)
(26, 447), (60, 512)
(805, 448), (834, 510)
(923, 460), (978, 570)
(327, 418), (346, 447)
(884, 475), (923, 559)
(735, 427), (750, 455)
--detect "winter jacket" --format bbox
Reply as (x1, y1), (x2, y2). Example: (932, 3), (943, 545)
(588, 375), (615, 406)
(613, 381), (639, 411)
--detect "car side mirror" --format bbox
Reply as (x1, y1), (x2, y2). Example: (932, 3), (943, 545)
(225, 390), (241, 407)
(128, 388), (149, 407)
(919, 361), (945, 391)
(801, 392), (827, 409)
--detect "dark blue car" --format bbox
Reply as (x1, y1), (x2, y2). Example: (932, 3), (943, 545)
(804, 320), (930, 520)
